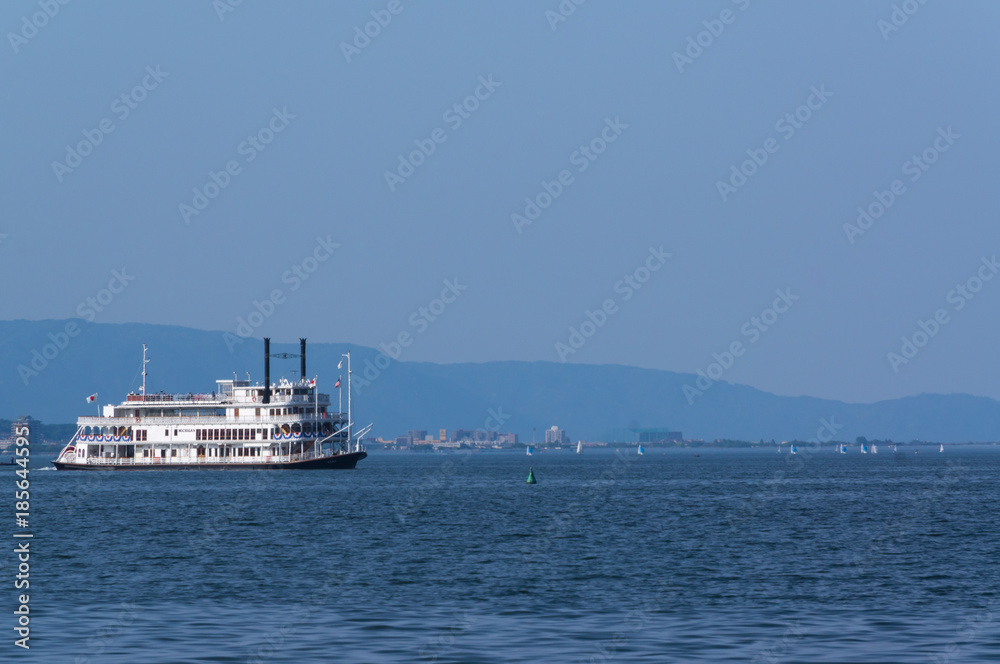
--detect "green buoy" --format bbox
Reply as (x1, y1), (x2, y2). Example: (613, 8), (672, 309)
(526, 467), (536, 484)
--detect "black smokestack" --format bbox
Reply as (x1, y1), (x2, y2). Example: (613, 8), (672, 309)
(300, 338), (307, 382)
(263, 337), (271, 404)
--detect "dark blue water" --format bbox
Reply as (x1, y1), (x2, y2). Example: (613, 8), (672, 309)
(11, 447), (1000, 662)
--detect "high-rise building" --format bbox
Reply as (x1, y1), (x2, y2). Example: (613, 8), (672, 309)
(544, 425), (568, 445)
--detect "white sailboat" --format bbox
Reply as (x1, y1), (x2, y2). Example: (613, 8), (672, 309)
(872, 444), (878, 454)
(940, 444), (944, 453)
(576, 441), (582, 454)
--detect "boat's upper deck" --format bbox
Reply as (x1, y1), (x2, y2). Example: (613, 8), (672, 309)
(121, 378), (330, 409)
(79, 377), (336, 425)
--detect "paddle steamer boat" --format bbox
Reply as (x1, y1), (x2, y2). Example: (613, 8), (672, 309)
(53, 338), (368, 470)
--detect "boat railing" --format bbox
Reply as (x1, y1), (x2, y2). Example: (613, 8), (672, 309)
(77, 413), (347, 426)
(123, 393), (330, 405)
(126, 393), (217, 403)
(70, 450), (345, 466)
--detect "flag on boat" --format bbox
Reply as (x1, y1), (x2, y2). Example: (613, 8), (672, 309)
(309, 377), (316, 388)
(86, 393), (98, 403)
(334, 377), (341, 388)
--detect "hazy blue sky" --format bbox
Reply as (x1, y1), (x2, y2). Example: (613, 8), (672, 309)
(2, 1), (998, 404)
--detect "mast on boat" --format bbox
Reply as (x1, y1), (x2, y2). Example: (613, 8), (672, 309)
(140, 343), (149, 397)
(341, 351), (352, 453)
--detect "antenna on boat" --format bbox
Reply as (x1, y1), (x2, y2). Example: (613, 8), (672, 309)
(140, 344), (149, 397)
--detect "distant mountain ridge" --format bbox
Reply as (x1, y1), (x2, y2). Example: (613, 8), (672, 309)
(1, 319), (998, 443)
